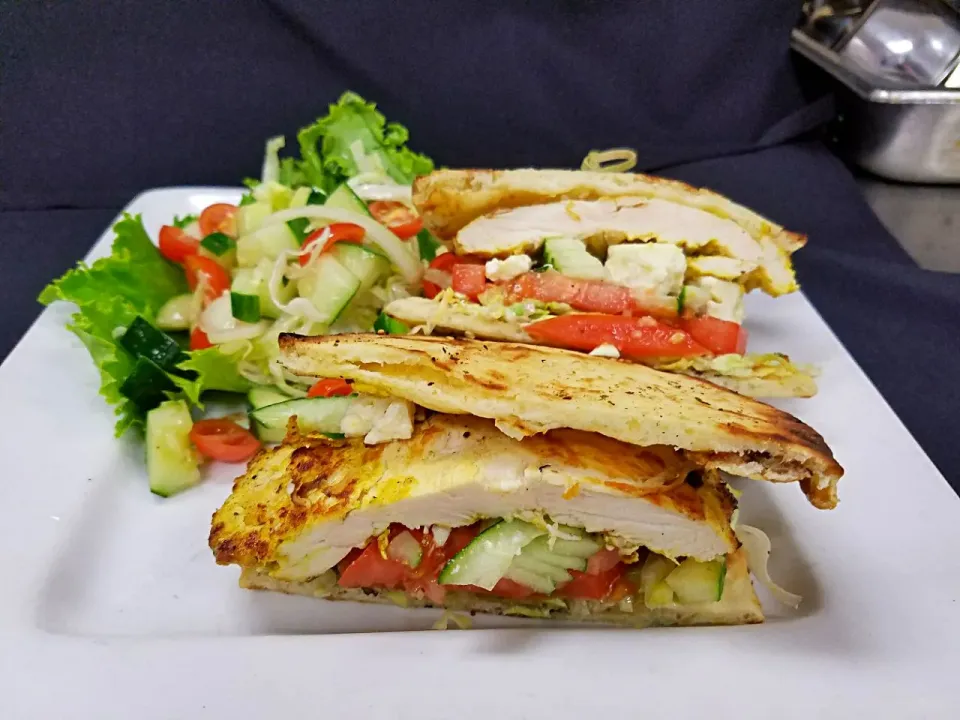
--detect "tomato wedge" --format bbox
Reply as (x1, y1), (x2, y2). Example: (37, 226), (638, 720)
(428, 253), (485, 272)
(158, 225), (200, 263)
(680, 316), (748, 355)
(525, 314), (709, 359)
(422, 280), (442, 299)
(337, 542), (408, 589)
(586, 548), (622, 575)
(307, 378), (353, 398)
(189, 418), (261, 463)
(451, 264), (488, 299)
(189, 327), (212, 350)
(198, 203), (238, 238)
(299, 223), (365, 266)
(368, 201), (423, 239)
(184, 255), (231, 303)
(507, 271), (634, 314)
(555, 563), (626, 600)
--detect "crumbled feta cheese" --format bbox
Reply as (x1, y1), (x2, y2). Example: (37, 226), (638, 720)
(340, 397), (415, 444)
(694, 276), (745, 323)
(589, 343), (620, 358)
(604, 243), (686, 297)
(485, 254), (532, 282)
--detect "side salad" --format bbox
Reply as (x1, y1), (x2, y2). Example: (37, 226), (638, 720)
(41, 92), (443, 496)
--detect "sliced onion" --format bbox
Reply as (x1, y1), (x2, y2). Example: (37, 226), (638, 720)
(431, 525), (451, 547)
(261, 136), (285, 184)
(266, 247), (332, 324)
(199, 293), (268, 344)
(737, 524), (803, 609)
(348, 179), (414, 204)
(423, 268), (452, 288)
(261, 207), (422, 285)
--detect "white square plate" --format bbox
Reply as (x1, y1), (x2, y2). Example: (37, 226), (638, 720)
(3, 188), (960, 719)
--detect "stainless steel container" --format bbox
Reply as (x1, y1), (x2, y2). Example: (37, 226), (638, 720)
(793, 1), (960, 183)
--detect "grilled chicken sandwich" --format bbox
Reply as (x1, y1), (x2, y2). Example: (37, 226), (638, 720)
(384, 169), (817, 398)
(210, 335), (841, 627)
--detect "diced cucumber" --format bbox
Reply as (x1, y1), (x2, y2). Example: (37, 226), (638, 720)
(235, 201), (273, 235)
(374, 312), (409, 335)
(645, 580), (675, 608)
(119, 317), (185, 371)
(200, 232), (236, 257)
(324, 182), (373, 217)
(543, 237), (604, 280)
(230, 292), (261, 323)
(232, 260), (294, 319)
(286, 217), (312, 244)
(387, 531), (423, 568)
(250, 395), (356, 436)
(416, 228), (443, 262)
(146, 400), (201, 497)
(664, 558), (726, 604)
(288, 186), (313, 209)
(297, 254), (361, 324)
(330, 242), (391, 291)
(438, 519), (545, 590)
(119, 356), (179, 413)
(248, 387), (289, 409)
(236, 223), (300, 267)
(640, 553), (678, 609)
(155, 294), (195, 331)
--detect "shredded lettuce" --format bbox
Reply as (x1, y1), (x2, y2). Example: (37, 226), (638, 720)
(294, 92), (434, 192)
(39, 214), (250, 434)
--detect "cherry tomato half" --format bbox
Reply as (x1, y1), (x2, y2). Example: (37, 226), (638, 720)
(299, 223), (366, 266)
(158, 225), (200, 263)
(198, 203), (238, 238)
(307, 378), (353, 398)
(184, 255), (231, 303)
(368, 201), (423, 239)
(189, 418), (260, 463)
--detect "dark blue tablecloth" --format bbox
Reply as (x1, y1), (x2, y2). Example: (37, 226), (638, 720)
(2, 0), (958, 491)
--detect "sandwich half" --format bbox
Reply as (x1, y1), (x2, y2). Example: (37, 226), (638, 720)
(208, 334), (841, 627)
(211, 415), (763, 627)
(384, 168), (816, 398)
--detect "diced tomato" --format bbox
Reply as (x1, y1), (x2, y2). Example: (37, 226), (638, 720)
(525, 314), (709, 359)
(189, 327), (212, 350)
(506, 271), (634, 314)
(586, 548), (622, 575)
(428, 253), (485, 272)
(307, 378), (353, 398)
(198, 203), (238, 238)
(189, 418), (261, 463)
(422, 280), (442, 299)
(680, 316), (748, 355)
(556, 563), (626, 600)
(158, 225), (200, 263)
(442, 525), (482, 558)
(299, 223), (366, 266)
(184, 255), (231, 303)
(368, 201), (423, 239)
(337, 542), (408, 589)
(451, 264), (487, 299)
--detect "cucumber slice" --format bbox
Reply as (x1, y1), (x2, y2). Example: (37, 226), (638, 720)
(543, 237), (604, 280)
(374, 313), (409, 335)
(502, 566), (556, 595)
(146, 400), (201, 497)
(500, 532), (600, 593)
(324, 182), (373, 217)
(200, 232), (236, 256)
(297, 254), (361, 324)
(235, 201), (273, 235)
(155, 294), (195, 331)
(250, 395), (356, 436)
(645, 580), (675, 608)
(664, 558), (726, 603)
(507, 555), (573, 586)
(330, 241), (391, 291)
(236, 223), (299, 267)
(248, 387), (289, 409)
(438, 519), (545, 590)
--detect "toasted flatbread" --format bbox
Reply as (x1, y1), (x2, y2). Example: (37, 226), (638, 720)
(278, 333), (842, 508)
(238, 547), (764, 628)
(383, 295), (818, 398)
